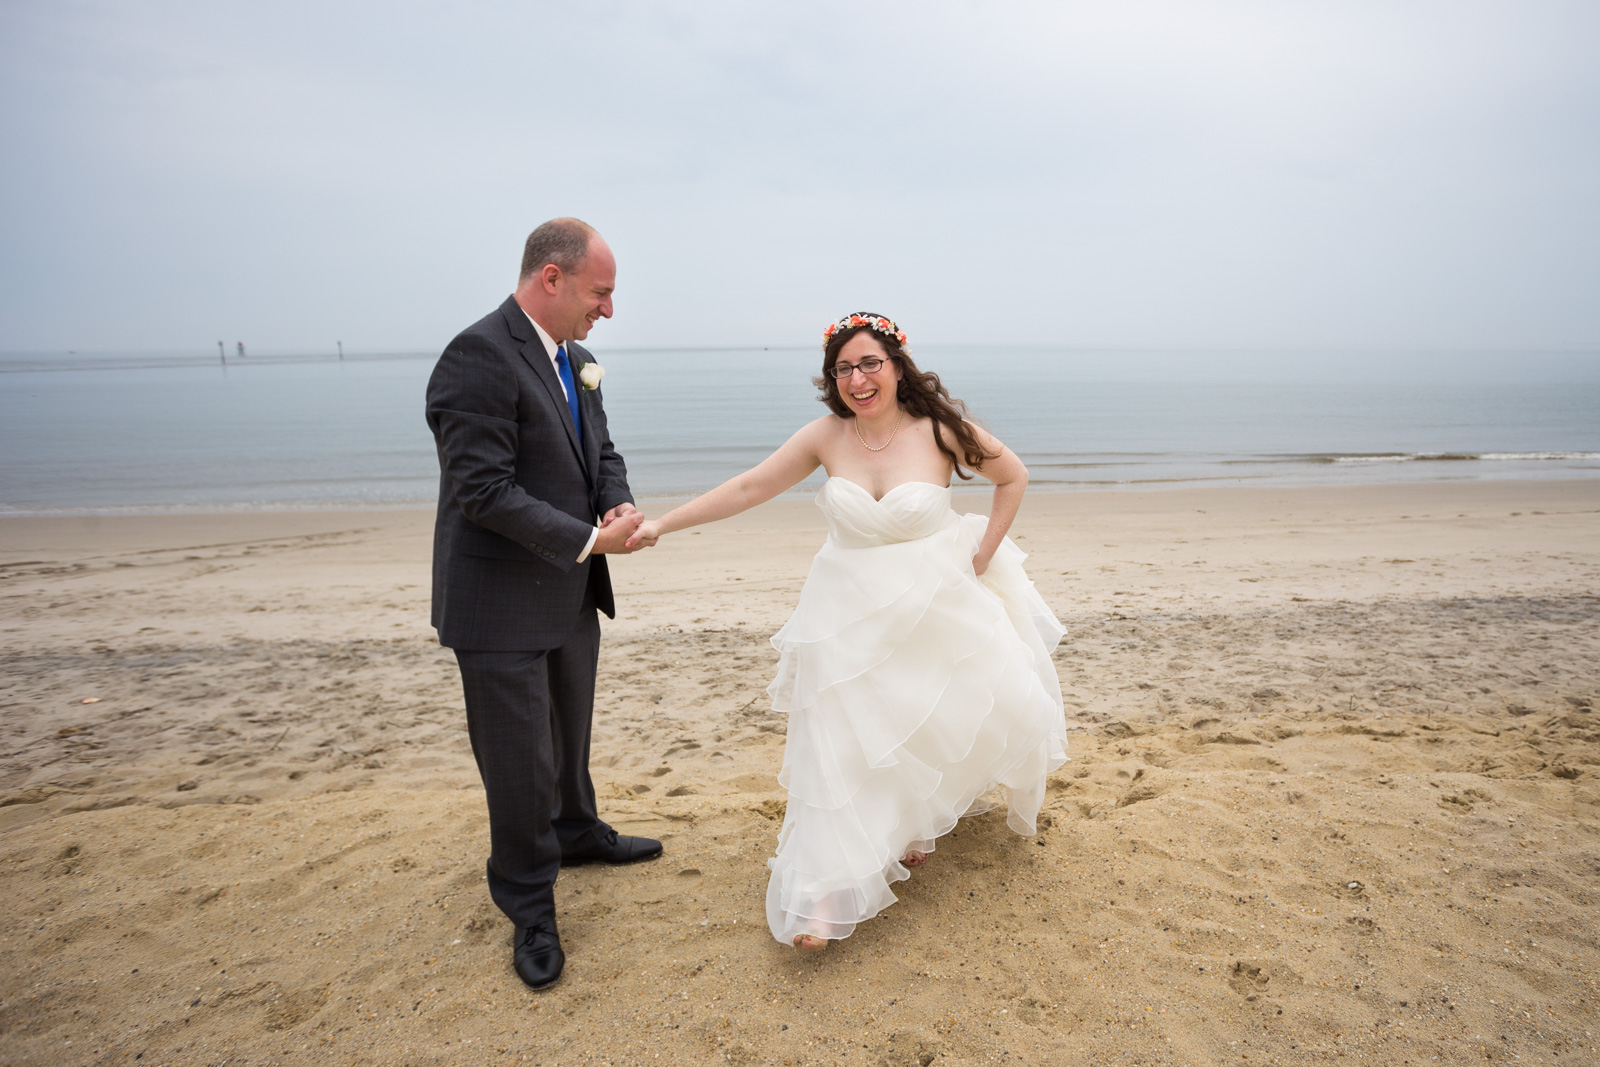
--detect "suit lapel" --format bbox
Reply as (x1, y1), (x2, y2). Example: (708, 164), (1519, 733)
(570, 343), (603, 474)
(500, 298), (591, 481)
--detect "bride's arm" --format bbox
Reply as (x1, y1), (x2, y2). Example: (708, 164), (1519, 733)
(965, 423), (1028, 576)
(626, 418), (828, 546)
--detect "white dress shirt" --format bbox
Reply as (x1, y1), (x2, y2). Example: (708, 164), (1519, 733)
(523, 311), (600, 563)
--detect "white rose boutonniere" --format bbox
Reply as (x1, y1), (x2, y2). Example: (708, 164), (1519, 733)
(577, 361), (605, 390)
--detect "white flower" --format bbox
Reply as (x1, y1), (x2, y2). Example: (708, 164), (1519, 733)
(577, 361), (605, 390)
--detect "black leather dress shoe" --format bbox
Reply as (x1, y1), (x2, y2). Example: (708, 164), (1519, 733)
(561, 826), (663, 867)
(513, 921), (564, 990)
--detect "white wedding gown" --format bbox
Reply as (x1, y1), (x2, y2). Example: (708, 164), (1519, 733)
(764, 477), (1069, 945)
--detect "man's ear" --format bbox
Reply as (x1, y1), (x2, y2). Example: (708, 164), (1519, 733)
(541, 263), (564, 295)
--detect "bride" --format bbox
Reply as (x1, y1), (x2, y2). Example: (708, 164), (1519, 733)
(628, 313), (1068, 950)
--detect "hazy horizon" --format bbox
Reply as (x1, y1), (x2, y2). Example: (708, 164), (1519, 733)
(4, 343), (1597, 386)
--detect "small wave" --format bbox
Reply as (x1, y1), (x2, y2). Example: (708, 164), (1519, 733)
(1303, 451), (1600, 465)
(1476, 451), (1600, 461)
(1324, 452), (1475, 464)
(1027, 460), (1160, 471)
(1219, 455), (1362, 467)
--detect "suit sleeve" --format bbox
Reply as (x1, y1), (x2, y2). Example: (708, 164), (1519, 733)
(426, 335), (594, 570)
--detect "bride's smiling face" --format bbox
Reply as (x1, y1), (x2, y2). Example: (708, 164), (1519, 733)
(833, 332), (902, 418)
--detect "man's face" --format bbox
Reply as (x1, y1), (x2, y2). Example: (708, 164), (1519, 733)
(549, 238), (616, 343)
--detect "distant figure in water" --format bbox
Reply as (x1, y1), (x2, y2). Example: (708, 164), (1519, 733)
(236, 342), (246, 358)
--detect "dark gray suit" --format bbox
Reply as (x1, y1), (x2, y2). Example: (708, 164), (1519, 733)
(427, 294), (633, 927)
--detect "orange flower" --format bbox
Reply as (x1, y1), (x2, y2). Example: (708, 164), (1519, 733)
(822, 313), (909, 349)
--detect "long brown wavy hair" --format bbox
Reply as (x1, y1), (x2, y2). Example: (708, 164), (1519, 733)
(814, 314), (995, 480)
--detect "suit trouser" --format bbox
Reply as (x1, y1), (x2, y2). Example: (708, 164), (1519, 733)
(454, 598), (602, 929)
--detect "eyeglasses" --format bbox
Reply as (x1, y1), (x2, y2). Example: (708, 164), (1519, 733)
(827, 357), (888, 379)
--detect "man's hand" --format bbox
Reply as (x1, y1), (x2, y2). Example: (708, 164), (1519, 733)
(600, 502), (639, 527)
(593, 511), (646, 554)
(625, 519), (662, 549)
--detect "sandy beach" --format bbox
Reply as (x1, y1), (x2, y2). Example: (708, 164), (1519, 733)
(2, 478), (1597, 1066)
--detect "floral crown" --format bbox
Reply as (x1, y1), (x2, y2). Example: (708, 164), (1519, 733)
(822, 313), (908, 350)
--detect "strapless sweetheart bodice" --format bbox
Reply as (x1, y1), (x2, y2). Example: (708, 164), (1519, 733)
(818, 477), (955, 548)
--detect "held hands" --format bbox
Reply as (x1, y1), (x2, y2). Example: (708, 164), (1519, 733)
(625, 518), (662, 549)
(593, 504), (657, 555)
(602, 503), (638, 527)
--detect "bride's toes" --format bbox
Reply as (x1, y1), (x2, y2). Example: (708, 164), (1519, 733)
(792, 934), (829, 952)
(902, 849), (928, 868)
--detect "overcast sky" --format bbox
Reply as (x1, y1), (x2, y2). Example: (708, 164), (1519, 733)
(2, 0), (1597, 354)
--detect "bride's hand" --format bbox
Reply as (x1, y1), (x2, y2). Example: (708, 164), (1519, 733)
(971, 547), (993, 576)
(626, 519), (662, 550)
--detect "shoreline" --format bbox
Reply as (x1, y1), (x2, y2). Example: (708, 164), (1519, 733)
(2, 471), (1597, 522)
(2, 477), (1597, 1064)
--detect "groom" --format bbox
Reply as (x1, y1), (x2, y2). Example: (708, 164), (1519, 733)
(426, 217), (661, 991)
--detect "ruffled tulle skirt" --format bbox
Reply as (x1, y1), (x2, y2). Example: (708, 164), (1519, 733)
(764, 498), (1067, 944)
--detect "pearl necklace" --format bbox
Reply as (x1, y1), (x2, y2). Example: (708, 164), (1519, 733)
(854, 409), (905, 452)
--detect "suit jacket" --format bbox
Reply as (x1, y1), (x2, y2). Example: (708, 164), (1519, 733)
(427, 295), (633, 651)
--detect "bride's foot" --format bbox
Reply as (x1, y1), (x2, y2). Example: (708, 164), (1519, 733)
(792, 934), (829, 952)
(902, 849), (928, 868)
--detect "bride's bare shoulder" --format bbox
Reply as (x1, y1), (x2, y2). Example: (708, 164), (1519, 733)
(798, 414), (847, 436)
(800, 414), (856, 440)
(781, 415), (849, 455)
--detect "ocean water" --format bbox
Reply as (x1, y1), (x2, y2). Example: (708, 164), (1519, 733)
(1, 347), (1596, 514)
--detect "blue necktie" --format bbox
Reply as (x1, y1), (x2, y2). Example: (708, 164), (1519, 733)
(555, 344), (582, 447)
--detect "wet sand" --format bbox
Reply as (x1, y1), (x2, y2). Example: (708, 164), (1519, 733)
(2, 479), (1597, 1065)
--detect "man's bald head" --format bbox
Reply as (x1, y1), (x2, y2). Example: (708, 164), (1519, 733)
(520, 217), (598, 281)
